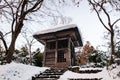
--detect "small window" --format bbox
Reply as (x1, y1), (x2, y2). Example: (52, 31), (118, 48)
(58, 39), (68, 49)
(46, 41), (56, 50)
(57, 50), (66, 62)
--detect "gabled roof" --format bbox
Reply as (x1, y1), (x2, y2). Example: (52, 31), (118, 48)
(33, 24), (83, 47)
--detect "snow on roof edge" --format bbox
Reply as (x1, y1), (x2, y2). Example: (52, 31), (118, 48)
(33, 24), (77, 35)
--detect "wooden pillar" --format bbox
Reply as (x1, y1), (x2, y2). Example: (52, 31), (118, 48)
(43, 41), (46, 67)
(55, 40), (57, 67)
(68, 37), (71, 66)
(69, 37), (75, 66)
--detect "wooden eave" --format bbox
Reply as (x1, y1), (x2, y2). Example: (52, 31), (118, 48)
(33, 27), (83, 47)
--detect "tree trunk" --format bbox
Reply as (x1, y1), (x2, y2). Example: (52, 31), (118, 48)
(29, 45), (32, 65)
(109, 31), (115, 65)
(6, 22), (23, 63)
(6, 33), (17, 63)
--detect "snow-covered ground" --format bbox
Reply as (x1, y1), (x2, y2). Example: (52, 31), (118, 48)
(59, 65), (120, 80)
(0, 62), (120, 80)
(0, 62), (49, 80)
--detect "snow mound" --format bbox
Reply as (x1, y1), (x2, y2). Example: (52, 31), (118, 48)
(0, 62), (49, 80)
(59, 67), (120, 80)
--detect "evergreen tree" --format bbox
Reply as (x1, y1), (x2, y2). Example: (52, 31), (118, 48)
(33, 48), (43, 67)
(89, 50), (107, 67)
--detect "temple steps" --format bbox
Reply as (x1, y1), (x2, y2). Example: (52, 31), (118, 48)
(32, 67), (103, 80)
(32, 68), (67, 80)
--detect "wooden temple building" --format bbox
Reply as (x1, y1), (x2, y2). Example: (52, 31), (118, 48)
(33, 24), (83, 68)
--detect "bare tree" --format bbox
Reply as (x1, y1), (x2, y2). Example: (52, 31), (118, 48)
(21, 28), (36, 65)
(0, 0), (44, 63)
(88, 0), (120, 65)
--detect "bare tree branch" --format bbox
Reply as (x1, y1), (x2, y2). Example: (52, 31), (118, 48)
(88, 0), (111, 32)
(0, 31), (8, 52)
(115, 41), (120, 47)
(4, 31), (12, 36)
(4, 0), (14, 17)
(25, 0), (43, 14)
(112, 18), (120, 26)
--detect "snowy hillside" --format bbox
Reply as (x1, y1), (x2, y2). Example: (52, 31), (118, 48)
(59, 65), (120, 80)
(0, 62), (49, 80)
(0, 62), (120, 80)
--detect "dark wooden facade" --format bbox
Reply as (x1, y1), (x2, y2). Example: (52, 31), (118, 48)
(33, 24), (83, 68)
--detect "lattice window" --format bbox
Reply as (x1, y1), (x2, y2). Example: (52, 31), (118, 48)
(57, 50), (66, 62)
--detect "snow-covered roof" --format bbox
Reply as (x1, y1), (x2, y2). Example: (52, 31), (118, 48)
(33, 24), (77, 35)
(33, 24), (83, 47)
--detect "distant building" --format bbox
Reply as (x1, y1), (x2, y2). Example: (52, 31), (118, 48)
(33, 24), (83, 68)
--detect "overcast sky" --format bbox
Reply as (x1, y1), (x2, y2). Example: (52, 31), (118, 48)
(1, 0), (120, 51)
